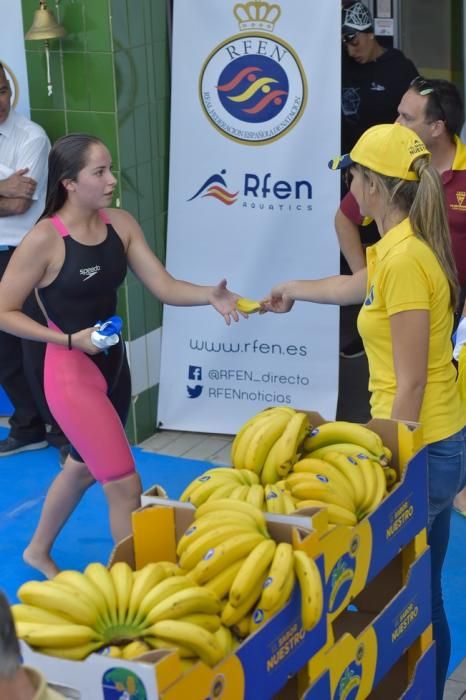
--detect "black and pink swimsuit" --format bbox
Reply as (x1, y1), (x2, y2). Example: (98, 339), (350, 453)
(37, 211), (135, 483)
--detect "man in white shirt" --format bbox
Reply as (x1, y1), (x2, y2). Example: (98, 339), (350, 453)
(0, 62), (65, 456)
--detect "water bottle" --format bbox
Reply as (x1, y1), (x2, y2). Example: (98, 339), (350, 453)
(91, 315), (123, 350)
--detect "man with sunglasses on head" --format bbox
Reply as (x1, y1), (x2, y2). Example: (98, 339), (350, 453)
(338, 78), (465, 285)
(337, 77), (466, 513)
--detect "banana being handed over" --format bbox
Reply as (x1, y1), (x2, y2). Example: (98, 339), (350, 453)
(236, 297), (262, 314)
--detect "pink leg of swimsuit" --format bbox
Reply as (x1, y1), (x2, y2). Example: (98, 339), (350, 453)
(44, 341), (135, 484)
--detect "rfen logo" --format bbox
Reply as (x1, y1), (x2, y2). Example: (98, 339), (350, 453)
(188, 170), (238, 205)
(189, 170), (312, 213)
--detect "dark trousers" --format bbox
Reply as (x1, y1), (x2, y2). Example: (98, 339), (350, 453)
(427, 427), (466, 699)
(0, 248), (59, 441)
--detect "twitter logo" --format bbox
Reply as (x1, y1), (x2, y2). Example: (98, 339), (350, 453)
(187, 385), (203, 399)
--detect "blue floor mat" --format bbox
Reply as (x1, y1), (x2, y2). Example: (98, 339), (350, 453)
(0, 426), (207, 603)
(0, 426), (465, 674)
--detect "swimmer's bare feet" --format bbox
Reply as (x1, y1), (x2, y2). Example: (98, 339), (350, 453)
(23, 546), (60, 579)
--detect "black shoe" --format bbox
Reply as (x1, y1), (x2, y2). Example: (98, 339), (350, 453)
(340, 337), (365, 359)
(0, 435), (48, 457)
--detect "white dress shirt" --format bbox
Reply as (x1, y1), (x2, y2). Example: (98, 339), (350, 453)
(0, 109), (50, 246)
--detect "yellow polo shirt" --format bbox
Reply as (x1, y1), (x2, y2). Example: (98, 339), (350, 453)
(357, 217), (464, 444)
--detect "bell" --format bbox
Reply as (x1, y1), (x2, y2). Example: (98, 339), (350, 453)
(25, 1), (66, 41)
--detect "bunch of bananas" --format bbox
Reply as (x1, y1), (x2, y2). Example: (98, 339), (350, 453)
(180, 467), (261, 507)
(180, 466), (297, 513)
(180, 417), (397, 523)
(280, 420), (397, 524)
(231, 406), (310, 484)
(177, 499), (323, 638)
(13, 561), (227, 666)
(302, 420), (391, 464)
(14, 500), (326, 666)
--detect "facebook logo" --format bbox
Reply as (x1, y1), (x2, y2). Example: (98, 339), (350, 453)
(187, 385), (203, 399)
(189, 365), (202, 381)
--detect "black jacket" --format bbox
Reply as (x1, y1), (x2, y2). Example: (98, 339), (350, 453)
(341, 48), (418, 153)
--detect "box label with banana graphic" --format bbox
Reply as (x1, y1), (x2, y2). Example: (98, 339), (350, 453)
(303, 549), (432, 699)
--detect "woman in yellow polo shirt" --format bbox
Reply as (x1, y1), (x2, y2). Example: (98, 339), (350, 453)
(263, 123), (466, 700)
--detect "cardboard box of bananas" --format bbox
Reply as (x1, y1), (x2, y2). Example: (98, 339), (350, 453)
(13, 501), (326, 682)
(179, 407), (402, 526)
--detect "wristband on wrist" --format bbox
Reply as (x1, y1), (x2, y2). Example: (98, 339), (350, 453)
(68, 333), (72, 350)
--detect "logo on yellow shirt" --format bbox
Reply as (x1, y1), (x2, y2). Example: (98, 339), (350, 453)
(364, 285), (374, 306)
(451, 191), (466, 211)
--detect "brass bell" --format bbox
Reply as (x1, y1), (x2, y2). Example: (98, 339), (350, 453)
(25, 0), (66, 41)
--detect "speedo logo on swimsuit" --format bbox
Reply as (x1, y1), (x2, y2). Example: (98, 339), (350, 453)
(80, 265), (101, 281)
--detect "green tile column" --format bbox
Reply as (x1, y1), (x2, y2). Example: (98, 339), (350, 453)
(21, 0), (171, 443)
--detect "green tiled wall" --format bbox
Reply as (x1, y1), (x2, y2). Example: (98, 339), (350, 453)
(21, 0), (171, 443)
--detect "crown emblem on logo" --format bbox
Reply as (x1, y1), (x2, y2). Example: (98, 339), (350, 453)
(233, 0), (281, 32)
(456, 191), (466, 206)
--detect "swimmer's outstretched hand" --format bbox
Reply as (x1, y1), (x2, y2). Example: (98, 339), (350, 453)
(261, 282), (295, 314)
(209, 278), (246, 325)
(68, 328), (103, 355)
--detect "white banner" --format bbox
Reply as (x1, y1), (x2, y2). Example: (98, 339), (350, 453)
(159, 0), (341, 433)
(0, 1), (30, 117)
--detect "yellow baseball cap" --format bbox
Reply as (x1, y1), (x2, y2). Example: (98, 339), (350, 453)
(329, 123), (431, 181)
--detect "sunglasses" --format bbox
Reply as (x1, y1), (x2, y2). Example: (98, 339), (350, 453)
(410, 76), (446, 123)
(342, 32), (360, 46)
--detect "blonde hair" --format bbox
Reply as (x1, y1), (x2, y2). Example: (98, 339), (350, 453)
(356, 157), (459, 309)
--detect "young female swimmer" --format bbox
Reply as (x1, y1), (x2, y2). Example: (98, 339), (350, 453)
(0, 133), (243, 580)
(262, 123), (466, 700)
